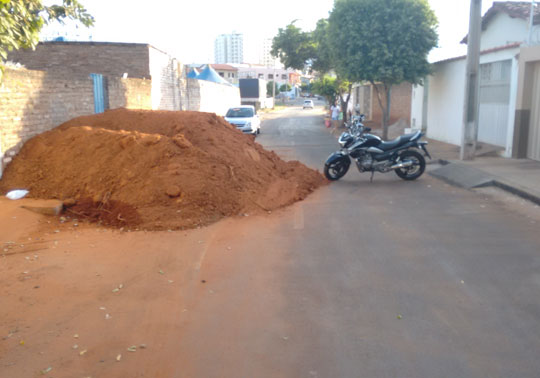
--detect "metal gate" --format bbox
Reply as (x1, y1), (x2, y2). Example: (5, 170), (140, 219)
(528, 62), (540, 161)
(478, 60), (512, 147)
(90, 73), (108, 114)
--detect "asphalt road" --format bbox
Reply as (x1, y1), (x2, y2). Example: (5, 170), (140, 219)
(176, 103), (540, 377)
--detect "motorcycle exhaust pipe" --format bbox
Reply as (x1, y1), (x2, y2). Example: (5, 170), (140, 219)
(390, 161), (413, 170)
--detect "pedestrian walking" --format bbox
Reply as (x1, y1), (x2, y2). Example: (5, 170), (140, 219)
(330, 102), (340, 135)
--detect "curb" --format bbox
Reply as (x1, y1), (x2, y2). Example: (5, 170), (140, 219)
(429, 160), (540, 206)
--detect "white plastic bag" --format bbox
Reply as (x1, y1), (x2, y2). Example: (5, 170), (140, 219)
(6, 189), (29, 200)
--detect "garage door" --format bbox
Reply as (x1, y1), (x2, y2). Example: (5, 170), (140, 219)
(478, 60), (511, 147)
(528, 62), (540, 161)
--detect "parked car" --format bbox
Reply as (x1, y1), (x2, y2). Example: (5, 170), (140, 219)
(303, 100), (314, 109)
(224, 105), (261, 134)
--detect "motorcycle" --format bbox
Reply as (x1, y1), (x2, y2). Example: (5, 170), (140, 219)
(323, 125), (431, 182)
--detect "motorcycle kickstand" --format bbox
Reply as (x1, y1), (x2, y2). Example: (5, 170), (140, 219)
(370, 171), (375, 182)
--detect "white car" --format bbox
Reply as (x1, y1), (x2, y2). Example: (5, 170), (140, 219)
(224, 105), (261, 135)
(303, 100), (314, 109)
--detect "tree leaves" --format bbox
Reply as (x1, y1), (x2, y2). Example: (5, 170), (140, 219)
(328, 0), (438, 86)
(0, 0), (93, 80)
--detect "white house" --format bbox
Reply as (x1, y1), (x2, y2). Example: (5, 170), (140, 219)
(411, 1), (540, 161)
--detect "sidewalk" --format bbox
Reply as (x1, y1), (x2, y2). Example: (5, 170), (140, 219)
(427, 139), (540, 205)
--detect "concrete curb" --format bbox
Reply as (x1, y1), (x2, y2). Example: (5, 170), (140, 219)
(429, 160), (540, 206)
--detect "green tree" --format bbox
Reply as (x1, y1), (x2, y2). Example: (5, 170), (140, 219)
(310, 18), (332, 74)
(311, 75), (351, 116)
(328, 0), (437, 139)
(311, 76), (339, 105)
(279, 83), (291, 92)
(266, 80), (279, 97)
(0, 0), (94, 80)
(270, 21), (315, 71)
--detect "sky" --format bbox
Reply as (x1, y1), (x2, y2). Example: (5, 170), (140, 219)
(40, 0), (518, 64)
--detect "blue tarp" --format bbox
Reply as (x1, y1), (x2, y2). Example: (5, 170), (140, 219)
(187, 68), (199, 78)
(196, 65), (232, 86)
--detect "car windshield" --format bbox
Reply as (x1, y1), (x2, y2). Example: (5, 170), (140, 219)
(304, 101), (312, 104)
(226, 108), (254, 118)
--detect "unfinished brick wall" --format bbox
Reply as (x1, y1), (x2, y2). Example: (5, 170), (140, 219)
(0, 67), (94, 168)
(7, 41), (151, 79)
(0, 67), (153, 177)
(108, 78), (152, 110)
(7, 42), (187, 111)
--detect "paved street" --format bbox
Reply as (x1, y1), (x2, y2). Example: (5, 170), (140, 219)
(172, 103), (540, 377)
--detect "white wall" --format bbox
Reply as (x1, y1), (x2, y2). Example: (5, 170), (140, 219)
(410, 84), (424, 130)
(480, 13), (527, 51)
(149, 46), (181, 110)
(187, 79), (240, 116)
(426, 59), (467, 145)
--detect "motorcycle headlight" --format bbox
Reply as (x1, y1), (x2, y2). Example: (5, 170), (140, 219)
(338, 133), (350, 147)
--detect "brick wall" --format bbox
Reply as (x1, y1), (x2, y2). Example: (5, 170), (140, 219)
(371, 82), (412, 126)
(7, 41), (151, 78)
(0, 67), (152, 177)
(0, 67), (94, 168)
(149, 47), (182, 110)
(108, 78), (152, 110)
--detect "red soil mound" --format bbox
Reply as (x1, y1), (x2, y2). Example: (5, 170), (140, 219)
(0, 109), (326, 230)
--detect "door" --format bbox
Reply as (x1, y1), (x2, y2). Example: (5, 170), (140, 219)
(528, 62), (540, 161)
(90, 73), (108, 114)
(478, 60), (512, 147)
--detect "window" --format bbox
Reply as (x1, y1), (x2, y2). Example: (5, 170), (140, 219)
(219, 72), (224, 77)
(268, 74), (274, 79)
(282, 74), (287, 80)
(226, 108), (254, 117)
(258, 73), (264, 79)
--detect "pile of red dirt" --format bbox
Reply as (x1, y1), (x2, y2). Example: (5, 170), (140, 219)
(0, 109), (326, 230)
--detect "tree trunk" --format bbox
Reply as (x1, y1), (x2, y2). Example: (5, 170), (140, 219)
(383, 86), (392, 140)
(371, 81), (392, 140)
(339, 83), (353, 123)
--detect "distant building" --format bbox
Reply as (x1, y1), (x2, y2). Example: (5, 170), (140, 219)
(210, 64), (239, 85)
(258, 38), (282, 68)
(214, 32), (243, 64)
(232, 64), (300, 86)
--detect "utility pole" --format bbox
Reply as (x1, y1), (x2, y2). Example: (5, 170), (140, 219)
(460, 0), (482, 160)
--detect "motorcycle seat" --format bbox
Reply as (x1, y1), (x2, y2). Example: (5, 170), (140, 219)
(378, 131), (420, 151)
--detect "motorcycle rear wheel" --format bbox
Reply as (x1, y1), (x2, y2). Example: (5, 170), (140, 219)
(394, 150), (425, 181)
(324, 160), (349, 181)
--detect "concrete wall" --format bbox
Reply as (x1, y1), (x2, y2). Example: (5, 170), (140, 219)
(7, 41), (152, 78)
(410, 84), (425, 130)
(426, 59), (467, 145)
(419, 47), (519, 153)
(0, 67), (152, 178)
(481, 13), (527, 51)
(513, 45), (540, 158)
(186, 79), (241, 116)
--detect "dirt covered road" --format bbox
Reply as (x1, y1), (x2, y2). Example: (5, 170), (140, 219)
(0, 196), (293, 377)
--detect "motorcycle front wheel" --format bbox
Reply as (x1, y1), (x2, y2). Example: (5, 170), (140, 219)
(324, 159), (350, 181)
(394, 150), (425, 181)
